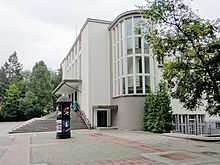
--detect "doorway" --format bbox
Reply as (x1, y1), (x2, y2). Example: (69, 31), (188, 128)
(97, 111), (107, 127)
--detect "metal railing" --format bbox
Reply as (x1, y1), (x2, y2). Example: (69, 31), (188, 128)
(76, 109), (92, 129)
(173, 122), (220, 136)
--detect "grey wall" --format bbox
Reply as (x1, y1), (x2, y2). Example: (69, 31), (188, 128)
(112, 96), (145, 130)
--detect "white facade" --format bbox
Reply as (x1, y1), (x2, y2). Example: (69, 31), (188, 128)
(56, 10), (220, 134)
(60, 19), (111, 125)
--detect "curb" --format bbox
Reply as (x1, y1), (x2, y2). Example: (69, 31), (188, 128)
(162, 133), (220, 142)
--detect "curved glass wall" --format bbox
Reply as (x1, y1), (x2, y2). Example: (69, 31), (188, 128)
(112, 15), (150, 97)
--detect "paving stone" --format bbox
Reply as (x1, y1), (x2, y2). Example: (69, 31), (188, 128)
(1, 126), (220, 165)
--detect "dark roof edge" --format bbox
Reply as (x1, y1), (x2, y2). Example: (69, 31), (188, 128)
(109, 9), (145, 30)
(52, 79), (82, 95)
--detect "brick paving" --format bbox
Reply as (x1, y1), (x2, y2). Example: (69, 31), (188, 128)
(88, 133), (165, 153)
(76, 156), (156, 165)
(0, 135), (30, 165)
(160, 153), (193, 161)
(0, 123), (220, 165)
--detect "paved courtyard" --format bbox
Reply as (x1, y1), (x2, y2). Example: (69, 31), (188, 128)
(0, 123), (220, 165)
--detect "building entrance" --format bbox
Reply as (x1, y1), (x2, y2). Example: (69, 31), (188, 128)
(97, 111), (107, 127)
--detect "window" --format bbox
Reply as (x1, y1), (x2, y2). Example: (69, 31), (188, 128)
(120, 21), (124, 39)
(125, 18), (132, 36)
(134, 16), (142, 35)
(75, 45), (77, 55)
(135, 37), (142, 54)
(120, 21), (124, 57)
(117, 42), (120, 58)
(216, 123), (220, 129)
(118, 62), (120, 77)
(145, 76), (150, 93)
(128, 76), (134, 94)
(113, 46), (116, 62)
(112, 15), (151, 97)
(136, 76), (143, 93)
(79, 35), (82, 50)
(127, 38), (133, 55)
(122, 78), (126, 94)
(116, 25), (119, 41)
(122, 59), (125, 76)
(144, 42), (149, 54)
(135, 56), (142, 73)
(158, 56), (164, 66)
(127, 57), (133, 74)
(113, 28), (116, 44)
(121, 39), (123, 58)
(113, 63), (116, 79)
(144, 57), (150, 73)
(118, 79), (120, 95)
(114, 80), (117, 96)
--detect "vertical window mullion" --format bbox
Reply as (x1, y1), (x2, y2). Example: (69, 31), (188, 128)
(132, 17), (136, 94)
(119, 23), (122, 95)
(142, 56), (145, 94)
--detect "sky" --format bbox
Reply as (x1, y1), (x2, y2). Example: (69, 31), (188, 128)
(0, 0), (219, 71)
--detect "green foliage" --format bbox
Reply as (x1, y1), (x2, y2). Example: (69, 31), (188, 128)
(50, 68), (62, 109)
(21, 70), (31, 81)
(16, 80), (29, 98)
(19, 91), (41, 120)
(2, 83), (25, 121)
(0, 68), (8, 101)
(144, 81), (173, 133)
(143, 0), (220, 114)
(30, 61), (53, 114)
(50, 68), (62, 89)
(0, 52), (23, 102)
(2, 51), (23, 83)
(0, 52), (59, 121)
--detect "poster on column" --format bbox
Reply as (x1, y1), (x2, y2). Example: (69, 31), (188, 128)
(63, 120), (70, 133)
(56, 120), (62, 133)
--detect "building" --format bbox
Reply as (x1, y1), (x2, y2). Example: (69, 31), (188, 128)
(53, 10), (220, 135)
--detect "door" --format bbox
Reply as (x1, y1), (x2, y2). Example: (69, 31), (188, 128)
(97, 111), (107, 127)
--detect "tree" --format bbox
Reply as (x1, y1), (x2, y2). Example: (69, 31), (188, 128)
(30, 61), (53, 115)
(21, 70), (31, 81)
(0, 68), (8, 102)
(2, 83), (25, 121)
(16, 80), (29, 99)
(19, 91), (41, 120)
(144, 81), (173, 133)
(50, 68), (62, 109)
(0, 52), (23, 103)
(2, 51), (23, 83)
(50, 68), (62, 89)
(143, 0), (220, 114)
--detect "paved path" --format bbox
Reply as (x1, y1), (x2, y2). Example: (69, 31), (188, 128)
(0, 122), (23, 136)
(0, 127), (220, 165)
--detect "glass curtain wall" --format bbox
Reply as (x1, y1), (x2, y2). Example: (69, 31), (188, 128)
(112, 15), (150, 97)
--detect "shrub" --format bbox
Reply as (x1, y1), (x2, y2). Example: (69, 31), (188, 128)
(144, 81), (173, 133)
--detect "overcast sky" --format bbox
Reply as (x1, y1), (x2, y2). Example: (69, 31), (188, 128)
(0, 0), (219, 71)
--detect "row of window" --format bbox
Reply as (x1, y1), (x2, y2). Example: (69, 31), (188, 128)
(113, 56), (150, 79)
(112, 16), (149, 60)
(113, 16), (146, 39)
(62, 35), (82, 80)
(113, 36), (149, 59)
(62, 35), (82, 79)
(63, 56), (81, 80)
(114, 75), (150, 95)
(112, 15), (151, 97)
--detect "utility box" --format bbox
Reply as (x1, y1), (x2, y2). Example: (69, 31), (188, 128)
(56, 96), (71, 139)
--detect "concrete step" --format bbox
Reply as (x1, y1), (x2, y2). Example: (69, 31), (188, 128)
(9, 111), (87, 134)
